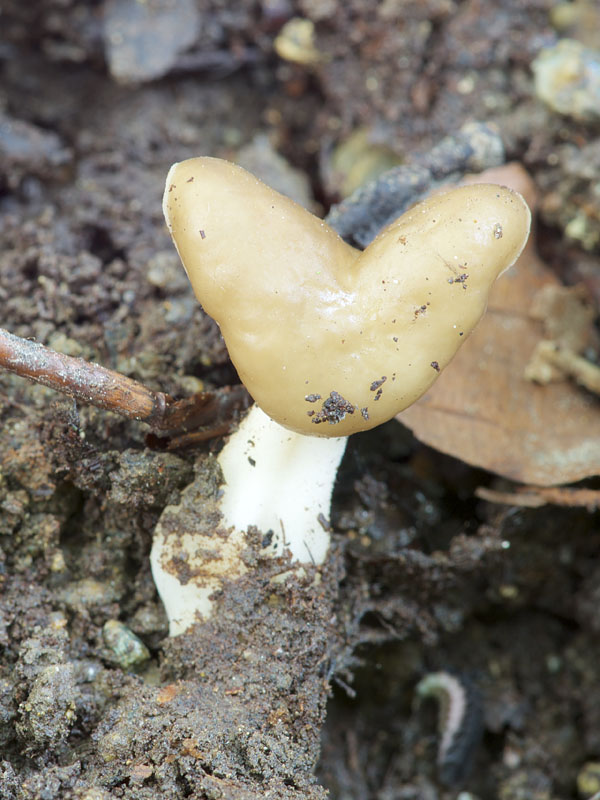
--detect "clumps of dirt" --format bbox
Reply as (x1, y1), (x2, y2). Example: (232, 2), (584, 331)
(107, 451), (194, 508)
(297, 0), (553, 147)
(0, 449), (347, 799)
(539, 137), (600, 251)
(0, 111), (73, 190)
(91, 549), (344, 799)
(319, 428), (600, 797)
(2, 1), (600, 797)
(136, 456), (345, 797)
(310, 391), (356, 425)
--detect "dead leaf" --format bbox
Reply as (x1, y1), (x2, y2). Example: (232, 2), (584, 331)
(399, 164), (600, 486)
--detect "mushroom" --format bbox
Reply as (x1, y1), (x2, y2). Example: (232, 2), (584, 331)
(152, 157), (531, 635)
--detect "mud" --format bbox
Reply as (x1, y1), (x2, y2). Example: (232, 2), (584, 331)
(1, 2), (600, 799)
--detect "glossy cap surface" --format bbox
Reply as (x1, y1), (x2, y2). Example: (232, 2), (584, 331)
(163, 157), (531, 436)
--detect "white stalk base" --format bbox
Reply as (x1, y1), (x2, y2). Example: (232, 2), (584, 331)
(150, 492), (248, 637)
(151, 403), (347, 636)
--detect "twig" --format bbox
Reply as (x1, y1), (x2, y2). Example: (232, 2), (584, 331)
(0, 327), (250, 437)
(533, 340), (600, 396)
(476, 484), (600, 512)
(326, 122), (504, 246)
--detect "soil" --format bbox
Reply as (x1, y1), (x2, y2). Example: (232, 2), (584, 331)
(1, 2), (600, 799)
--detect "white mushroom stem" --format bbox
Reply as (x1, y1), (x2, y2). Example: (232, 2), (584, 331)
(218, 403), (347, 563)
(150, 403), (347, 635)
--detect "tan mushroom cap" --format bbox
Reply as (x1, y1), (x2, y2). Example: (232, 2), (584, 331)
(163, 157), (531, 436)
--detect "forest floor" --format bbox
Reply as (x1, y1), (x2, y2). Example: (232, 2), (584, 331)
(2, 2), (600, 799)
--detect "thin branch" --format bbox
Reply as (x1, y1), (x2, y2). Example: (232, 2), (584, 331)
(0, 327), (250, 437)
(325, 121), (504, 247)
(536, 340), (600, 396)
(476, 485), (600, 512)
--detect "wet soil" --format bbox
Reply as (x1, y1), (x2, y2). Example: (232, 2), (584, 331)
(1, 2), (600, 799)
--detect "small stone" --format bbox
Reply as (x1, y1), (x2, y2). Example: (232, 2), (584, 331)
(46, 331), (84, 358)
(532, 39), (600, 122)
(129, 763), (153, 782)
(146, 251), (190, 292)
(103, 0), (200, 84)
(577, 761), (600, 798)
(60, 578), (120, 610)
(16, 663), (76, 746)
(274, 18), (323, 65)
(176, 375), (205, 395)
(326, 127), (402, 198)
(299, 0), (336, 20)
(103, 620), (150, 670)
(0, 112), (72, 187)
(237, 133), (314, 208)
(79, 790), (112, 800)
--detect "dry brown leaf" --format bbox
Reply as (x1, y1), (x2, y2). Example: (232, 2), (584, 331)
(399, 163), (600, 486)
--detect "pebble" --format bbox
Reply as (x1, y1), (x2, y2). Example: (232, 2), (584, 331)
(146, 251), (190, 292)
(102, 620), (150, 670)
(326, 127), (402, 198)
(532, 39), (600, 122)
(16, 663), (76, 746)
(577, 761), (600, 798)
(60, 578), (119, 610)
(237, 133), (314, 208)
(274, 18), (322, 65)
(103, 0), (200, 84)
